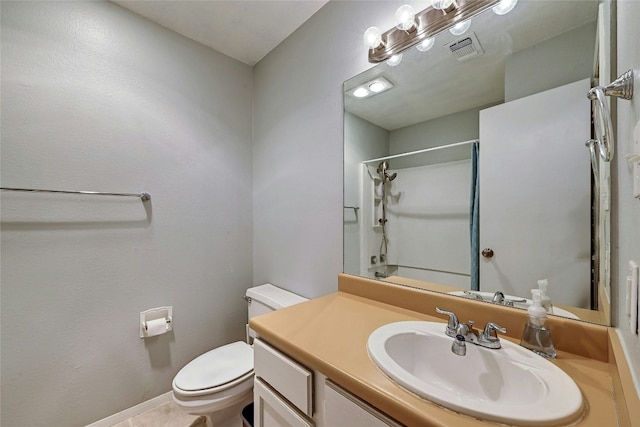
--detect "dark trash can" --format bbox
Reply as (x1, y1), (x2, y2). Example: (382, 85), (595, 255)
(241, 403), (254, 427)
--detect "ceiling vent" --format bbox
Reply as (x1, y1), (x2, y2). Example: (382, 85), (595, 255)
(448, 32), (484, 61)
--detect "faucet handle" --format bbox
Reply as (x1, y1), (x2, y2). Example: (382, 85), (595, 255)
(435, 307), (459, 335)
(481, 322), (507, 343)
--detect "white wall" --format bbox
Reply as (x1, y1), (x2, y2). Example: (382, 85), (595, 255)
(614, 0), (640, 395)
(0, 2), (253, 426)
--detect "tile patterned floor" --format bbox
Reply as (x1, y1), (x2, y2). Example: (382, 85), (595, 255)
(110, 401), (206, 427)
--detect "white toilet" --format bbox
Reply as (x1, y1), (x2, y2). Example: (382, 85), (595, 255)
(172, 284), (308, 427)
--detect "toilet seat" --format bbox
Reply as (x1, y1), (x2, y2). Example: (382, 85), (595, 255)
(173, 341), (253, 397)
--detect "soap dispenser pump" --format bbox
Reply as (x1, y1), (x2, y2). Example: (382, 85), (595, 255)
(520, 289), (557, 358)
(537, 279), (553, 314)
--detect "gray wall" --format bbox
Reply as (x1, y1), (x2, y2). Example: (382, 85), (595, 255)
(0, 2), (253, 426)
(388, 105), (488, 169)
(614, 0), (640, 395)
(252, 1), (393, 298)
(344, 112), (389, 276)
(505, 21), (596, 101)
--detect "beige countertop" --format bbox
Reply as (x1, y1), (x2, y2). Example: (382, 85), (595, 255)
(250, 274), (636, 427)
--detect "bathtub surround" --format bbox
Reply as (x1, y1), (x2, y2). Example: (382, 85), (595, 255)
(1, 1), (252, 426)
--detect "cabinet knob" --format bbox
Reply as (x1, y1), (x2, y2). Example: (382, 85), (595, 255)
(482, 248), (494, 259)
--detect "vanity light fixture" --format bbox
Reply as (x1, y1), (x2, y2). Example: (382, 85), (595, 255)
(394, 4), (417, 31)
(449, 19), (471, 36)
(348, 77), (394, 100)
(416, 37), (436, 52)
(365, 0), (517, 64)
(386, 54), (403, 67)
(492, 0), (518, 15)
(431, 0), (457, 12)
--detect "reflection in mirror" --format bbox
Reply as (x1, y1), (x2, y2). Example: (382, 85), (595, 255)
(343, 0), (611, 325)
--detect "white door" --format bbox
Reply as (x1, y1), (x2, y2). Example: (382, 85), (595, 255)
(479, 79), (591, 307)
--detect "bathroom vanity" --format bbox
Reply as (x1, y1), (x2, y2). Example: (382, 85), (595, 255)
(253, 338), (400, 426)
(250, 274), (639, 426)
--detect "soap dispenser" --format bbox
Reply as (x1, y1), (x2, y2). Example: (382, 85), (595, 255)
(537, 279), (553, 314)
(520, 289), (557, 358)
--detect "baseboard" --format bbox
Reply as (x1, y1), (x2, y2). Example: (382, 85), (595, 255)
(85, 391), (173, 427)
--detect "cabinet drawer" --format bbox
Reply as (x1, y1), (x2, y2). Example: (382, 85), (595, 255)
(254, 339), (313, 417)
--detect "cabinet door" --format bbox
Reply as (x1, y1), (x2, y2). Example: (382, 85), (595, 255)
(254, 378), (314, 427)
(324, 381), (401, 427)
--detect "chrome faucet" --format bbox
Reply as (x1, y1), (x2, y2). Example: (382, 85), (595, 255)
(435, 307), (507, 355)
(491, 291), (526, 307)
(462, 290), (526, 306)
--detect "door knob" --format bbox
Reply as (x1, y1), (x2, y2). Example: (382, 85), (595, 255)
(482, 248), (494, 258)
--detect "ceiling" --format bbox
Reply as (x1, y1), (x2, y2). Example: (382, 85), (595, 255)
(112, 0), (329, 66)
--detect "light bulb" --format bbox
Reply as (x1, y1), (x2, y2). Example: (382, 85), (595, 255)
(394, 4), (416, 31)
(492, 0), (518, 15)
(416, 37), (435, 52)
(369, 81), (386, 93)
(431, 0), (455, 11)
(386, 53), (402, 67)
(449, 19), (471, 36)
(353, 87), (370, 98)
(363, 27), (383, 49)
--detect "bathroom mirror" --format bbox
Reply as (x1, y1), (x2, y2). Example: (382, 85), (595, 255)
(343, 0), (613, 325)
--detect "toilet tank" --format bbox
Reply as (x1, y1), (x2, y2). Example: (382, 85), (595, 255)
(245, 284), (308, 339)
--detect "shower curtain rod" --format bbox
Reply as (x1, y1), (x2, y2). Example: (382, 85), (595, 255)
(0, 187), (151, 201)
(362, 139), (478, 164)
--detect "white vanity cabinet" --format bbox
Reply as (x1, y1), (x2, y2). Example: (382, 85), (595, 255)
(253, 338), (402, 427)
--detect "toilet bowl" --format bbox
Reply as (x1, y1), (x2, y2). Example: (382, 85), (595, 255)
(172, 284), (308, 427)
(173, 341), (253, 427)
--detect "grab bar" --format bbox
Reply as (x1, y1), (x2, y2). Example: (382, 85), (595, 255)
(1, 187), (151, 201)
(587, 69), (634, 162)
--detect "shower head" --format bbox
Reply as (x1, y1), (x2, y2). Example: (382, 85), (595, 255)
(377, 161), (389, 174)
(377, 161), (397, 182)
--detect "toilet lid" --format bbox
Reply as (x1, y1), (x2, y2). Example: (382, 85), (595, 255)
(174, 341), (253, 392)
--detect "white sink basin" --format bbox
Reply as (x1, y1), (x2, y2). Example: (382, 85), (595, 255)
(448, 290), (580, 320)
(367, 321), (584, 426)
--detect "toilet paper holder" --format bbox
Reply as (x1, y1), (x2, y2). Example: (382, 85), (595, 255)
(139, 306), (173, 338)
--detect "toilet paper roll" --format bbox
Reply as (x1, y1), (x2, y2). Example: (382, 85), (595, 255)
(144, 318), (168, 337)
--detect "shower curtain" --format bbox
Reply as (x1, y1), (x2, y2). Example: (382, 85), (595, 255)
(470, 141), (480, 291)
